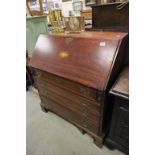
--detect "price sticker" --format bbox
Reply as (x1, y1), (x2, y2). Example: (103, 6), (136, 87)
(100, 42), (106, 46)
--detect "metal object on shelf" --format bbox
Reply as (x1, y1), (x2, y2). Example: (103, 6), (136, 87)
(64, 16), (85, 32)
(49, 8), (65, 33)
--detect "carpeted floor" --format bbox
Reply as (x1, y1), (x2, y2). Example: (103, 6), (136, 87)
(26, 87), (125, 155)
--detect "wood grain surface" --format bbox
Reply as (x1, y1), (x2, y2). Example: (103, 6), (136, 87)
(29, 31), (128, 91)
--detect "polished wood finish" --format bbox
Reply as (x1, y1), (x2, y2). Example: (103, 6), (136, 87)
(41, 96), (99, 134)
(106, 66), (129, 154)
(30, 31), (128, 91)
(37, 80), (100, 124)
(34, 69), (98, 101)
(29, 31), (128, 147)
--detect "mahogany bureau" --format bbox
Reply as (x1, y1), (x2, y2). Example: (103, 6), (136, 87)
(106, 66), (129, 153)
(29, 31), (128, 147)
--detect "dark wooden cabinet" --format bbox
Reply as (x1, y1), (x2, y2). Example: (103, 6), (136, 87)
(85, 0), (121, 7)
(91, 2), (129, 32)
(29, 31), (128, 147)
(106, 66), (129, 154)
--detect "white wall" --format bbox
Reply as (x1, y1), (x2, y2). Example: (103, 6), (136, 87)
(61, 1), (73, 16)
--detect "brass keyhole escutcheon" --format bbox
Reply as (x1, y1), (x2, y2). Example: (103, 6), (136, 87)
(66, 37), (73, 45)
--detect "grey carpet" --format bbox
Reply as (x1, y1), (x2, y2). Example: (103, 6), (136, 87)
(26, 88), (125, 155)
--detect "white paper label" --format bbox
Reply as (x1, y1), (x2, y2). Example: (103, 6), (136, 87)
(100, 42), (106, 46)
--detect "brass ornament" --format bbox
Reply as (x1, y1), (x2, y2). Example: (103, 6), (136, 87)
(66, 37), (74, 45)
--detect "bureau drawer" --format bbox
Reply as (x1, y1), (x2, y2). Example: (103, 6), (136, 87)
(41, 96), (99, 134)
(37, 82), (100, 127)
(34, 70), (101, 102)
(37, 80), (100, 116)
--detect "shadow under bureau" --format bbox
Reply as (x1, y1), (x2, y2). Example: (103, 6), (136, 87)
(29, 31), (128, 147)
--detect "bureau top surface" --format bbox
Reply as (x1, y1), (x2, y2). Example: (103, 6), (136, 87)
(47, 31), (127, 40)
(29, 31), (128, 91)
(110, 66), (129, 98)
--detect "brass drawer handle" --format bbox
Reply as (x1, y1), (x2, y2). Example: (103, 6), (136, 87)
(80, 87), (91, 95)
(42, 91), (48, 96)
(81, 103), (87, 107)
(82, 113), (88, 117)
